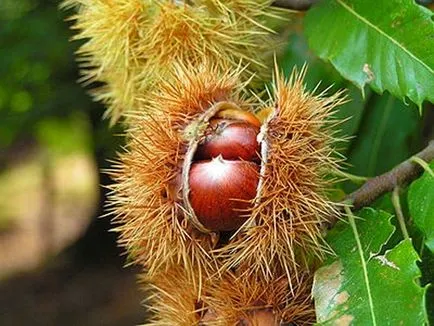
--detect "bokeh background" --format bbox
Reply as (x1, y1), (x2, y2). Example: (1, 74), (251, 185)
(0, 1), (146, 325)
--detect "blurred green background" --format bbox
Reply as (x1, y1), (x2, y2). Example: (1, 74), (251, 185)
(0, 1), (145, 325)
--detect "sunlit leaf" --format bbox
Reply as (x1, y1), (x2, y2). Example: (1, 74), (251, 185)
(305, 0), (434, 107)
(313, 208), (427, 325)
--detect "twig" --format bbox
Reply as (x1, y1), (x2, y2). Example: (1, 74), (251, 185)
(345, 141), (434, 210)
(332, 169), (368, 185)
(272, 0), (318, 10)
(327, 141), (434, 228)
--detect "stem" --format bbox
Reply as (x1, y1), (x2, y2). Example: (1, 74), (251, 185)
(327, 141), (434, 228)
(332, 169), (368, 185)
(391, 187), (409, 240)
(272, 0), (318, 10)
(410, 156), (434, 178)
(346, 141), (434, 210)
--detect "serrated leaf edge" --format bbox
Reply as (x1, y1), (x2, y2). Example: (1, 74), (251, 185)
(336, 0), (434, 81)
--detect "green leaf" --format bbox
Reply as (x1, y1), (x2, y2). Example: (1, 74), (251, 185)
(313, 208), (427, 325)
(344, 93), (421, 184)
(408, 161), (434, 252)
(304, 0), (434, 107)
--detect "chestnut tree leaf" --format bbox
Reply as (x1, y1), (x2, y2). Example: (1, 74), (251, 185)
(342, 93), (421, 194)
(408, 160), (434, 252)
(346, 94), (421, 177)
(313, 208), (427, 325)
(304, 0), (434, 108)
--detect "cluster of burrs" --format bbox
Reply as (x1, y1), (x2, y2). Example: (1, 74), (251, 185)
(65, 1), (346, 324)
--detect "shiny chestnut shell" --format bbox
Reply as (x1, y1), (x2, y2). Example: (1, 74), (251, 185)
(188, 158), (260, 231)
(195, 119), (261, 162)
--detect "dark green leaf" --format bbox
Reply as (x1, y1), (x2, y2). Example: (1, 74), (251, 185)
(408, 161), (434, 252)
(419, 249), (434, 325)
(305, 0), (434, 107)
(313, 208), (427, 325)
(345, 93), (421, 183)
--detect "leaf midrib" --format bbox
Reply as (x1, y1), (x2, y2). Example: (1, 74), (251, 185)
(348, 212), (377, 325)
(336, 0), (434, 76)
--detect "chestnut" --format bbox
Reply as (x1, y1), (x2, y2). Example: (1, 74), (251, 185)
(188, 157), (260, 231)
(195, 119), (261, 162)
(214, 108), (261, 128)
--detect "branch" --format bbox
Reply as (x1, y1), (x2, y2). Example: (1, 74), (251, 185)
(272, 0), (318, 10)
(345, 140), (434, 210)
(327, 141), (434, 228)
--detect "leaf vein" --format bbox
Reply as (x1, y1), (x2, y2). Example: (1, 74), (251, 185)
(346, 207), (377, 326)
(336, 0), (434, 76)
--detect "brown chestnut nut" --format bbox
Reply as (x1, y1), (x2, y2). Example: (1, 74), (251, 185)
(195, 119), (261, 162)
(188, 157), (260, 231)
(214, 108), (261, 128)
